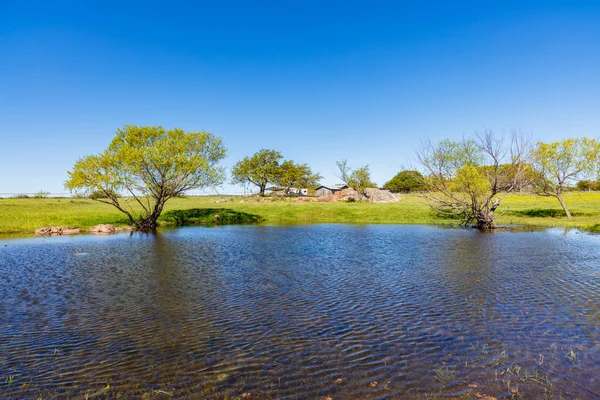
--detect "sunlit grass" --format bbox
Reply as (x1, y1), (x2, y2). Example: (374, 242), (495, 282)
(1, 191), (599, 235)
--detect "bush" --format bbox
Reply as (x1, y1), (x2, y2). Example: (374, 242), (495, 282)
(383, 170), (426, 193)
(33, 190), (50, 198)
(576, 180), (598, 191)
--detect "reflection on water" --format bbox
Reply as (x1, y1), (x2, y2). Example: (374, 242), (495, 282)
(1, 225), (600, 399)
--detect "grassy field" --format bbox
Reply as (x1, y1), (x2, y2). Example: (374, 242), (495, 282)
(1, 192), (599, 235)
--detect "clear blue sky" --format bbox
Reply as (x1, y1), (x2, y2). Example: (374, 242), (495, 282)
(1, 1), (599, 195)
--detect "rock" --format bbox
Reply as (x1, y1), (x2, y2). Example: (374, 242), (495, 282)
(35, 226), (80, 236)
(292, 188), (399, 203)
(90, 224), (119, 234)
(35, 227), (52, 236)
(334, 188), (362, 202)
(364, 188), (400, 203)
(215, 198), (227, 203)
(90, 224), (136, 234)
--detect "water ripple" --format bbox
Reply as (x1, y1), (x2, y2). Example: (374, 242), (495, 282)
(1, 225), (600, 399)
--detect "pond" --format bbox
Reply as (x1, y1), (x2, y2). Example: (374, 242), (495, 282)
(1, 225), (600, 399)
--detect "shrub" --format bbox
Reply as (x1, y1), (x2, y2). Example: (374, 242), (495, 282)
(33, 190), (51, 198)
(576, 180), (598, 191)
(383, 170), (426, 193)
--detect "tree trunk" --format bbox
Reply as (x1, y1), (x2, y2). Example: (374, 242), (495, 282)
(556, 193), (572, 219)
(136, 199), (165, 230)
(137, 216), (159, 230)
(259, 183), (266, 196)
(474, 211), (497, 230)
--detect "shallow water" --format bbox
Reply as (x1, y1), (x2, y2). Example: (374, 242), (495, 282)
(1, 225), (600, 399)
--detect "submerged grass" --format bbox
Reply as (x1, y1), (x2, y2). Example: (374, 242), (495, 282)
(0, 192), (600, 235)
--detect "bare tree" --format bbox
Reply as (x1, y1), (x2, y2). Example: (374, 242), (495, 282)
(417, 130), (531, 229)
(335, 159), (351, 184)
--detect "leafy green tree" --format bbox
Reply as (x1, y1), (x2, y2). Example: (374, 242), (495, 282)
(383, 170), (426, 192)
(275, 160), (321, 194)
(532, 138), (600, 218)
(335, 159), (377, 195)
(417, 130), (531, 229)
(66, 125), (226, 229)
(577, 179), (598, 191)
(348, 166), (377, 195)
(231, 149), (283, 196)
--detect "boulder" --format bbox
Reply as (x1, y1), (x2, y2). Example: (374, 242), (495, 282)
(90, 224), (120, 234)
(364, 188), (400, 203)
(334, 188), (362, 202)
(89, 224), (136, 234)
(35, 226), (80, 236)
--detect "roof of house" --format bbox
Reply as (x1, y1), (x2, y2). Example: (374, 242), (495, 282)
(267, 186), (308, 191)
(315, 184), (349, 190)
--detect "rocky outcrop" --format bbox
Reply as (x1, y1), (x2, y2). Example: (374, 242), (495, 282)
(35, 226), (80, 236)
(364, 188), (400, 203)
(293, 188), (400, 203)
(35, 224), (136, 236)
(89, 224), (135, 234)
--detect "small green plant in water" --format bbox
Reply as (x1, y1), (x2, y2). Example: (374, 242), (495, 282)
(434, 367), (456, 383)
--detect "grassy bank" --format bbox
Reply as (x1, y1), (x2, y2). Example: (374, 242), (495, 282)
(1, 192), (599, 235)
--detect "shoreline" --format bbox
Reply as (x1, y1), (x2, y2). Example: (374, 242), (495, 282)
(0, 221), (594, 243)
(1, 192), (600, 237)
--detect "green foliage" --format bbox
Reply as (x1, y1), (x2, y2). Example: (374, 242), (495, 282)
(348, 165), (377, 195)
(65, 125), (227, 228)
(532, 137), (600, 218)
(162, 208), (263, 225)
(417, 130), (531, 228)
(449, 164), (491, 200)
(5, 193), (600, 235)
(577, 180), (598, 191)
(383, 170), (426, 192)
(335, 159), (377, 195)
(231, 149), (283, 195)
(231, 149), (320, 196)
(275, 160), (321, 193)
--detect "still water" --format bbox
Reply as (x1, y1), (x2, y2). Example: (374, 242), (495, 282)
(1, 225), (600, 399)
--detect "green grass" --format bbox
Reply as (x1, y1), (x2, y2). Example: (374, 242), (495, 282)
(1, 192), (600, 235)
(497, 191), (600, 231)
